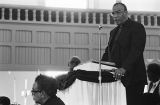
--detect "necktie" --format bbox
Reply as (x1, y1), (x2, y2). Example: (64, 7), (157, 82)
(108, 25), (122, 61)
(109, 25), (122, 50)
(148, 82), (153, 93)
(115, 25), (122, 41)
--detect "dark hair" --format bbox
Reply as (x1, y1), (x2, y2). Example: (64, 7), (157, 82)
(35, 74), (58, 97)
(147, 63), (160, 77)
(0, 96), (10, 105)
(113, 2), (128, 11)
(69, 56), (81, 67)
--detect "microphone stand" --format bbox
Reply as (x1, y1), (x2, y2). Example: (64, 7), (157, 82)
(98, 25), (102, 105)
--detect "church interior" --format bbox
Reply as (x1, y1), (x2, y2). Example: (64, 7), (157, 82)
(0, 0), (160, 105)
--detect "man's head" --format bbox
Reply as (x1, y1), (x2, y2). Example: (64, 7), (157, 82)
(111, 2), (128, 25)
(68, 56), (81, 71)
(147, 63), (160, 82)
(32, 74), (58, 104)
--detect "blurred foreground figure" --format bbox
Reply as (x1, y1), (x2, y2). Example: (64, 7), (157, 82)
(0, 96), (10, 105)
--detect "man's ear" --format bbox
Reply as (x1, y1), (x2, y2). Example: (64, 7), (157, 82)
(40, 91), (46, 98)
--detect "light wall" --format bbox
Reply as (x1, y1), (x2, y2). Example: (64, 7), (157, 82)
(0, 0), (160, 12)
(0, 0), (45, 6)
(94, 0), (160, 12)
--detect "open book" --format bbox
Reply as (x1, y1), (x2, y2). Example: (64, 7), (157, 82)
(91, 60), (115, 67)
(74, 60), (117, 72)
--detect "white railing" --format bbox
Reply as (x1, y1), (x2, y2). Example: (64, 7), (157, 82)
(0, 4), (160, 27)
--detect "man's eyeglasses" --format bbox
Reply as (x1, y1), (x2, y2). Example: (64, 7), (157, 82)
(31, 89), (41, 95)
(111, 10), (125, 16)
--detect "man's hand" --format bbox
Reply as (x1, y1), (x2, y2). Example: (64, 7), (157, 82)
(113, 68), (126, 80)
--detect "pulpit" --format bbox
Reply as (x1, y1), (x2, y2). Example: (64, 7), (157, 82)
(57, 61), (127, 105)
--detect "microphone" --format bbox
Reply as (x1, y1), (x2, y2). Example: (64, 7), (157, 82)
(98, 25), (103, 30)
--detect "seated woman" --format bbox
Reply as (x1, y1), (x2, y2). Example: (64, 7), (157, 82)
(56, 56), (81, 90)
(141, 63), (160, 105)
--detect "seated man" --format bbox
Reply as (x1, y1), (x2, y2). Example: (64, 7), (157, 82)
(68, 56), (81, 72)
(0, 96), (10, 105)
(141, 63), (160, 105)
(56, 56), (81, 90)
(32, 74), (65, 105)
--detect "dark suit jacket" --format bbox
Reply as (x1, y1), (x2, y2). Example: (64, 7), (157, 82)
(142, 82), (160, 105)
(141, 93), (160, 105)
(101, 18), (147, 87)
(43, 96), (65, 105)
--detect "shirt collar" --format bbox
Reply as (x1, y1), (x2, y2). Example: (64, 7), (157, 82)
(153, 79), (160, 86)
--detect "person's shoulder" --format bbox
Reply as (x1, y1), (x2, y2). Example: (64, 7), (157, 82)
(129, 18), (144, 28)
(56, 74), (68, 81)
(110, 25), (118, 34)
(50, 96), (65, 105)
